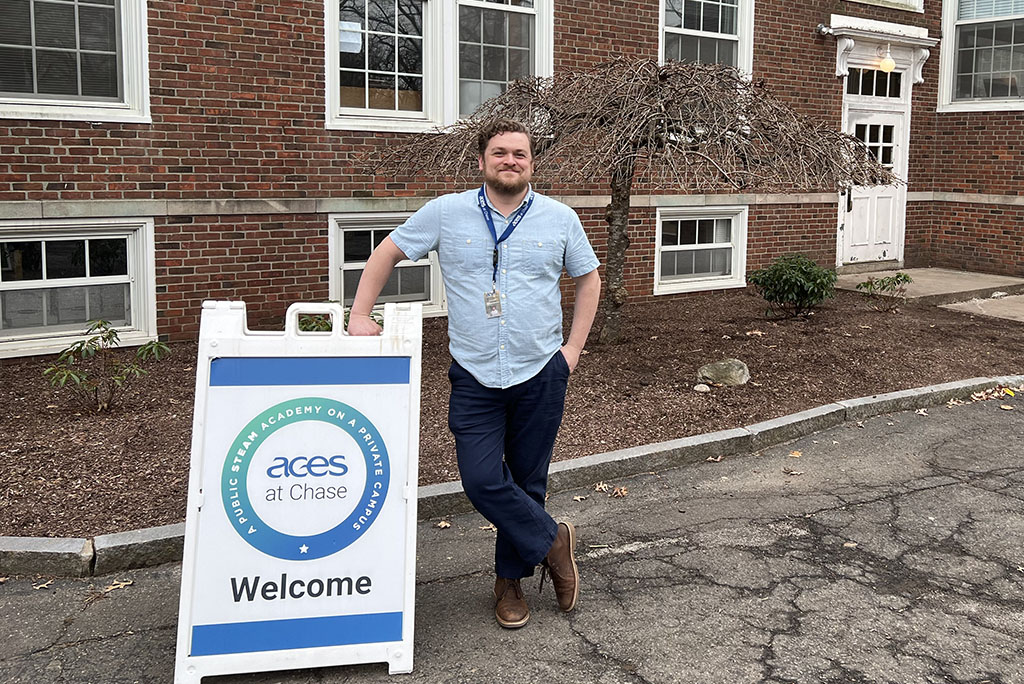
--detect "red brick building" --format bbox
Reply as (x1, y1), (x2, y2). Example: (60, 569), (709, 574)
(0, 0), (1021, 356)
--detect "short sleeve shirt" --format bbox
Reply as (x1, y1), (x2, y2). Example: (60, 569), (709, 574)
(389, 187), (600, 389)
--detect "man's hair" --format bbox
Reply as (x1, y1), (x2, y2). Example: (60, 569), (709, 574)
(477, 119), (535, 157)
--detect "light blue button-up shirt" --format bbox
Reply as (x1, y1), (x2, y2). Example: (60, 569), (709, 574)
(390, 187), (600, 389)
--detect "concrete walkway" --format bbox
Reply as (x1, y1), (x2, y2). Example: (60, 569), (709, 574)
(2, 394), (1023, 683)
(836, 267), (1024, 318)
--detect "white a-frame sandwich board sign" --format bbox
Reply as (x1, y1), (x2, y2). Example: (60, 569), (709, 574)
(174, 301), (421, 682)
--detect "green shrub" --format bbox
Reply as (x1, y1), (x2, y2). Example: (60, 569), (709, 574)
(747, 254), (838, 318)
(855, 272), (913, 312)
(43, 320), (170, 412)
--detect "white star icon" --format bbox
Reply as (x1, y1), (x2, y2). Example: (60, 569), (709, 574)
(299, 544), (309, 554)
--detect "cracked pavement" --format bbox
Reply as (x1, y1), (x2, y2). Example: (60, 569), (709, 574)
(2, 395), (1023, 683)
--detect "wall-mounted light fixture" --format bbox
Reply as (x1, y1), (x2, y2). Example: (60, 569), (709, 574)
(879, 44), (896, 73)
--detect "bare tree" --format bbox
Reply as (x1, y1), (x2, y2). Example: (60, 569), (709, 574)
(369, 59), (893, 343)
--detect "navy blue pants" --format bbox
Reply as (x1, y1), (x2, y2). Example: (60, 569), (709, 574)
(448, 352), (569, 579)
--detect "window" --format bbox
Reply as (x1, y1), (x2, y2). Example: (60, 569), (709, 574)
(661, 0), (754, 74)
(847, 68), (904, 98)
(853, 122), (897, 170)
(329, 213), (445, 314)
(940, 0), (1024, 110)
(654, 206), (747, 295)
(0, 217), (156, 358)
(0, 0), (150, 122)
(326, 0), (552, 131)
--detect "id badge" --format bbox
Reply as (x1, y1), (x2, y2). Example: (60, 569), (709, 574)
(484, 289), (502, 318)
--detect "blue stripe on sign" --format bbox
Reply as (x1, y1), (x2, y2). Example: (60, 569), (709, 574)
(190, 611), (403, 656)
(209, 357), (410, 386)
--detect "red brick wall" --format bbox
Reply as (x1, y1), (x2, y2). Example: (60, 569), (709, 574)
(925, 203), (1024, 276)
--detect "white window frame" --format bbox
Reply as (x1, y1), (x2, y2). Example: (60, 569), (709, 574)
(939, 0), (1024, 112)
(325, 0), (553, 131)
(0, 217), (157, 358)
(0, 0), (151, 123)
(653, 205), (747, 295)
(658, 0), (755, 75)
(328, 213), (446, 316)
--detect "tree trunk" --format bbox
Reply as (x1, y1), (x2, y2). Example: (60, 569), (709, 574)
(597, 159), (635, 344)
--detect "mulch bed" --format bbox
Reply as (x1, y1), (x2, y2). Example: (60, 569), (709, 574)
(2, 287), (1022, 538)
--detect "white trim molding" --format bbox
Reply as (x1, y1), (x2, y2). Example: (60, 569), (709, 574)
(324, 0), (554, 132)
(0, 216), (157, 358)
(0, 0), (151, 124)
(824, 15), (937, 83)
(938, 0), (1024, 113)
(653, 205), (748, 295)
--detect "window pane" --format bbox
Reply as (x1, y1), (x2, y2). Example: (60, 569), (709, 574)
(339, 29), (365, 69)
(36, 49), (78, 95)
(508, 48), (529, 79)
(480, 80), (503, 102)
(459, 80), (481, 116)
(882, 126), (893, 143)
(79, 5), (117, 52)
(714, 218), (731, 242)
(483, 45), (506, 81)
(680, 220), (697, 245)
(339, 69), (366, 107)
(460, 43), (481, 79)
(1, 289), (44, 329)
(48, 286), (87, 324)
(46, 240), (86, 279)
(459, 4), (480, 43)
(367, 33), (394, 71)
(720, 3), (736, 34)
(702, 2), (719, 33)
(661, 221), (678, 246)
(342, 269), (362, 305)
(340, 0), (365, 28)
(397, 0), (421, 36)
(0, 47), (33, 92)
(711, 248), (731, 275)
(35, 2), (76, 49)
(397, 75), (421, 110)
(88, 283), (129, 324)
(81, 52), (117, 97)
(397, 36), (421, 74)
(367, 0), (396, 33)
(683, 0), (699, 30)
(697, 219), (714, 244)
(680, 35), (698, 62)
(508, 12), (530, 48)
(847, 68), (860, 94)
(372, 228), (392, 247)
(367, 71), (395, 107)
(665, 0), (682, 28)
(665, 32), (681, 61)
(395, 265), (429, 300)
(88, 238), (128, 276)
(888, 71), (901, 98)
(0, 0), (31, 44)
(380, 268), (399, 296)
(1, 241), (43, 281)
(482, 8), (504, 44)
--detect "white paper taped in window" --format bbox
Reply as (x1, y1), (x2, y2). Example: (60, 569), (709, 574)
(339, 21), (362, 53)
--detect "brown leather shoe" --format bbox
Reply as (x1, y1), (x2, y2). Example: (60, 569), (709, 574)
(493, 577), (529, 629)
(542, 521), (579, 611)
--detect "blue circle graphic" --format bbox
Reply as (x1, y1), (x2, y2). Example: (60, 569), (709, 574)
(221, 397), (390, 560)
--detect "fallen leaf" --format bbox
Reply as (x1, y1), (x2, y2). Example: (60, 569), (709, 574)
(721, 334), (731, 339)
(788, 450), (802, 458)
(479, 523), (497, 532)
(843, 541), (859, 549)
(1004, 388), (1016, 397)
(610, 486), (628, 498)
(915, 408), (929, 416)
(45, 404), (58, 409)
(858, 325), (872, 329)
(706, 455), (723, 462)
(1000, 404), (1015, 411)
(33, 579), (54, 590)
(782, 467), (804, 476)
(103, 579), (133, 592)
(594, 481), (610, 493)
(572, 495), (589, 502)
(436, 520), (451, 529)
(745, 330), (766, 337)
(0, 577), (8, 584)
(649, 335), (658, 340)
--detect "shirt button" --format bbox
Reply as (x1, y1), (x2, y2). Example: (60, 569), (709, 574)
(502, 268), (506, 274)
(500, 319), (506, 325)
(500, 344), (505, 350)
(500, 293), (506, 298)
(466, 239), (471, 244)
(537, 242), (543, 247)
(502, 244), (508, 249)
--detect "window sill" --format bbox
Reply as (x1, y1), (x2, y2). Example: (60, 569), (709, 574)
(0, 101), (151, 124)
(0, 329), (157, 360)
(325, 115), (441, 133)
(937, 99), (1024, 114)
(654, 276), (747, 296)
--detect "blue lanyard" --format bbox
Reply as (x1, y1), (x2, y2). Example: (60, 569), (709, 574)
(478, 185), (534, 285)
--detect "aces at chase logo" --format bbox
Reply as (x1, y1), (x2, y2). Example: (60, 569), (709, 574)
(220, 398), (390, 561)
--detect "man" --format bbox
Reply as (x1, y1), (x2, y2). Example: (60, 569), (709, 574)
(348, 119), (601, 628)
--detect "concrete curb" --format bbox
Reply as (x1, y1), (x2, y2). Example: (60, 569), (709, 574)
(3, 374), (1021, 578)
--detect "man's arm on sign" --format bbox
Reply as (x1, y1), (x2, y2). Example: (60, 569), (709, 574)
(347, 235), (409, 336)
(560, 268), (601, 372)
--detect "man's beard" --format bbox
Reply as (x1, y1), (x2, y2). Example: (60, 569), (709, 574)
(486, 170), (529, 196)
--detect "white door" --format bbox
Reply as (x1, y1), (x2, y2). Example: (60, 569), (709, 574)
(841, 110), (906, 264)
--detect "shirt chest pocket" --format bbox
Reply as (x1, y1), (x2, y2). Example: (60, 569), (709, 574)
(516, 239), (563, 277)
(443, 238), (493, 275)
